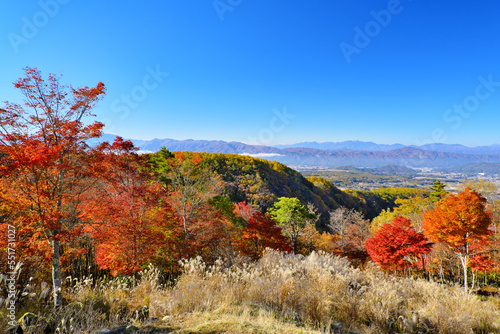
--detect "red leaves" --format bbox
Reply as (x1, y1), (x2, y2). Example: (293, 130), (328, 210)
(109, 136), (137, 152)
(366, 216), (433, 271)
(233, 202), (255, 221)
(0, 68), (108, 305)
(238, 209), (291, 259)
(81, 145), (171, 276)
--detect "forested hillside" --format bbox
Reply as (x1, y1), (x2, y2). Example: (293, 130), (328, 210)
(188, 152), (430, 226)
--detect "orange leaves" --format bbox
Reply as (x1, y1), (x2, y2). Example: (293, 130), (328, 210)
(79, 137), (172, 276)
(83, 185), (170, 276)
(0, 138), (61, 173)
(422, 188), (492, 251)
(422, 188), (493, 290)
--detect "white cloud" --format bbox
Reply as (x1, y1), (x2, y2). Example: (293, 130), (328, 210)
(240, 153), (283, 158)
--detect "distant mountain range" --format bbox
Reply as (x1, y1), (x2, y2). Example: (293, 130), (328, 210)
(275, 141), (500, 155)
(274, 141), (405, 152)
(92, 134), (500, 169)
(93, 134), (281, 155)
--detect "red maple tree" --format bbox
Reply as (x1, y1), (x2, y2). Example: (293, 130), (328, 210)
(80, 138), (175, 276)
(233, 202), (255, 222)
(366, 216), (433, 271)
(0, 67), (106, 307)
(234, 205), (290, 259)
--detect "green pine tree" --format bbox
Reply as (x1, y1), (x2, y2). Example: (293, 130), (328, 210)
(429, 180), (447, 203)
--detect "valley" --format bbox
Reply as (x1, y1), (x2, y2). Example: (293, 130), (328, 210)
(297, 164), (500, 191)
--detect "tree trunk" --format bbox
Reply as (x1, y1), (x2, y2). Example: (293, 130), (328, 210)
(421, 255), (427, 280)
(439, 258), (444, 284)
(463, 261), (468, 293)
(182, 214), (190, 243)
(51, 238), (63, 308)
(459, 254), (469, 294)
(340, 222), (345, 257)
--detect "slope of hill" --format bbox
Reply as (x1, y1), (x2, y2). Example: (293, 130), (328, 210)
(419, 143), (500, 155)
(90, 134), (281, 154)
(191, 153), (429, 224)
(140, 138), (281, 154)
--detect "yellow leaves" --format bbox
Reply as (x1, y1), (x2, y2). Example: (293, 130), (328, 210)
(372, 196), (433, 234)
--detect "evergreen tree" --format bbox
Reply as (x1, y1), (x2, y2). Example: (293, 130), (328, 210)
(429, 180), (447, 203)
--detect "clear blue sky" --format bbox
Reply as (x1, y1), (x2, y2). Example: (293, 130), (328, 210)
(1, 0), (500, 146)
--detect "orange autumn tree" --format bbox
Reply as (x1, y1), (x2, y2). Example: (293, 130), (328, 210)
(423, 187), (492, 292)
(469, 241), (496, 288)
(0, 67), (106, 308)
(0, 183), (53, 287)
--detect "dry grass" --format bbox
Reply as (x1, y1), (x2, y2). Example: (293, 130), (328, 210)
(147, 250), (500, 333)
(158, 305), (325, 334)
(3, 251), (500, 333)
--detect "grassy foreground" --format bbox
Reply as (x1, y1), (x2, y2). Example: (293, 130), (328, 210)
(3, 250), (500, 333)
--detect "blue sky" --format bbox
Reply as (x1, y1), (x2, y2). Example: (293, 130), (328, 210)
(1, 0), (500, 146)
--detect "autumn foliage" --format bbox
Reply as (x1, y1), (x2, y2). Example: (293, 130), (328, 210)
(79, 138), (175, 276)
(237, 209), (291, 259)
(423, 187), (493, 290)
(0, 67), (106, 307)
(422, 188), (492, 251)
(366, 216), (433, 271)
(4, 67), (500, 316)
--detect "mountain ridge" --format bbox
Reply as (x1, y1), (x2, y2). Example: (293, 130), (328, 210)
(92, 134), (500, 168)
(276, 141), (500, 154)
